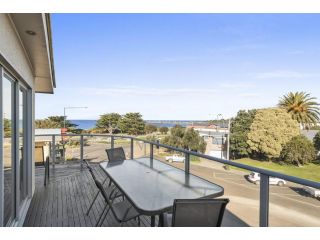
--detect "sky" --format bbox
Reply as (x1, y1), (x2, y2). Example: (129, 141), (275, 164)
(35, 14), (320, 120)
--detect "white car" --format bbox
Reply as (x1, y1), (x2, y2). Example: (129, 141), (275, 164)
(303, 186), (320, 199)
(247, 172), (286, 186)
(165, 154), (185, 163)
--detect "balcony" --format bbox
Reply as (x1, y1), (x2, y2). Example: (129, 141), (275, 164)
(24, 134), (320, 227)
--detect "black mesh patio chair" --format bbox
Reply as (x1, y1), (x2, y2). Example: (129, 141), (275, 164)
(162, 198), (230, 227)
(94, 179), (141, 227)
(105, 147), (126, 162)
(83, 160), (123, 215)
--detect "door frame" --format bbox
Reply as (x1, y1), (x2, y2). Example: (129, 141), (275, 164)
(0, 66), (33, 226)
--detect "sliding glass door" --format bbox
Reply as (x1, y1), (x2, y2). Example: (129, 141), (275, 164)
(3, 73), (14, 226)
(1, 68), (31, 226)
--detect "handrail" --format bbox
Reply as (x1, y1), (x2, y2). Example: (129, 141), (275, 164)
(35, 133), (320, 227)
(35, 133), (320, 189)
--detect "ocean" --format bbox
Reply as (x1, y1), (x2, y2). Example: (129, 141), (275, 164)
(70, 120), (205, 130)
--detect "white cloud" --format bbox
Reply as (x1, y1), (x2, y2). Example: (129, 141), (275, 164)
(218, 82), (255, 89)
(238, 93), (260, 98)
(79, 82), (257, 98)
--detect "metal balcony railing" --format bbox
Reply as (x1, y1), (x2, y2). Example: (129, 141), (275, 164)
(35, 133), (320, 227)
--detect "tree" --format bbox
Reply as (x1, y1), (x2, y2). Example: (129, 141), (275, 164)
(280, 135), (316, 166)
(314, 131), (320, 152)
(96, 113), (122, 133)
(35, 116), (77, 129)
(145, 124), (158, 134)
(182, 128), (207, 153)
(118, 112), (145, 135)
(161, 125), (184, 149)
(247, 108), (300, 160)
(159, 126), (169, 134)
(4, 118), (11, 137)
(230, 109), (257, 159)
(278, 92), (320, 129)
(162, 125), (206, 153)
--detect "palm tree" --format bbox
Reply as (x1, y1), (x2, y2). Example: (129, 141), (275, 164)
(278, 92), (320, 129)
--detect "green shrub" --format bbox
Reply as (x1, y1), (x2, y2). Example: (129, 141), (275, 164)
(313, 131), (320, 152)
(280, 135), (316, 166)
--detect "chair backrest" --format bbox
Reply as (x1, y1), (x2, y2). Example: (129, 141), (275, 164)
(106, 147), (126, 162)
(93, 179), (111, 202)
(172, 198), (229, 227)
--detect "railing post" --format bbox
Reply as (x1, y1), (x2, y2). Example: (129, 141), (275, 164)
(52, 135), (56, 167)
(130, 138), (134, 159)
(150, 143), (154, 159)
(111, 136), (114, 149)
(185, 152), (190, 174)
(80, 135), (84, 169)
(259, 174), (269, 227)
(150, 143), (154, 168)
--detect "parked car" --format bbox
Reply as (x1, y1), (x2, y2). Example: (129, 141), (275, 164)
(165, 154), (185, 163)
(303, 186), (320, 199)
(247, 172), (286, 186)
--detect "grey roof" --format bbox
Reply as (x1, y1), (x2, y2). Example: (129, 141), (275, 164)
(301, 130), (319, 141)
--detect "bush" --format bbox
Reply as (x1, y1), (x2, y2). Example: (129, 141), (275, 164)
(145, 124), (158, 134)
(145, 134), (158, 142)
(280, 135), (316, 166)
(313, 131), (320, 152)
(159, 126), (169, 134)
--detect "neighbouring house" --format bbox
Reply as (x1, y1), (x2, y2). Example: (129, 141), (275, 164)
(0, 14), (55, 226)
(187, 124), (229, 159)
(34, 129), (62, 165)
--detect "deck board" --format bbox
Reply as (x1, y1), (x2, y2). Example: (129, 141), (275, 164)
(23, 161), (155, 227)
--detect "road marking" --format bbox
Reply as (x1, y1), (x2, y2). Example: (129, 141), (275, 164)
(214, 173), (320, 208)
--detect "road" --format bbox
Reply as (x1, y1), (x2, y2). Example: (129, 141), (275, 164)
(171, 159), (320, 227)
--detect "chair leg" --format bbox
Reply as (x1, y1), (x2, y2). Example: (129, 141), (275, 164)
(138, 217), (141, 227)
(98, 206), (111, 227)
(96, 204), (109, 227)
(86, 190), (100, 215)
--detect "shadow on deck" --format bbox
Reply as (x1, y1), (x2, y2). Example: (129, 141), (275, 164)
(23, 161), (248, 227)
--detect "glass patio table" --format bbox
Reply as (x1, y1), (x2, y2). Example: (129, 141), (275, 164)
(99, 157), (224, 226)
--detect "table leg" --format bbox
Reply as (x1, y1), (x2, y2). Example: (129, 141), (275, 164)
(151, 216), (155, 227)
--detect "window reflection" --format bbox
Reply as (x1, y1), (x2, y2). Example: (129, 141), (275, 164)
(3, 75), (14, 226)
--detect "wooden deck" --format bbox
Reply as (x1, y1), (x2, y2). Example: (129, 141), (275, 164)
(23, 161), (155, 227)
(23, 160), (248, 227)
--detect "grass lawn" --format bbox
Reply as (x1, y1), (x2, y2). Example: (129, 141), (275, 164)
(233, 158), (320, 182)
